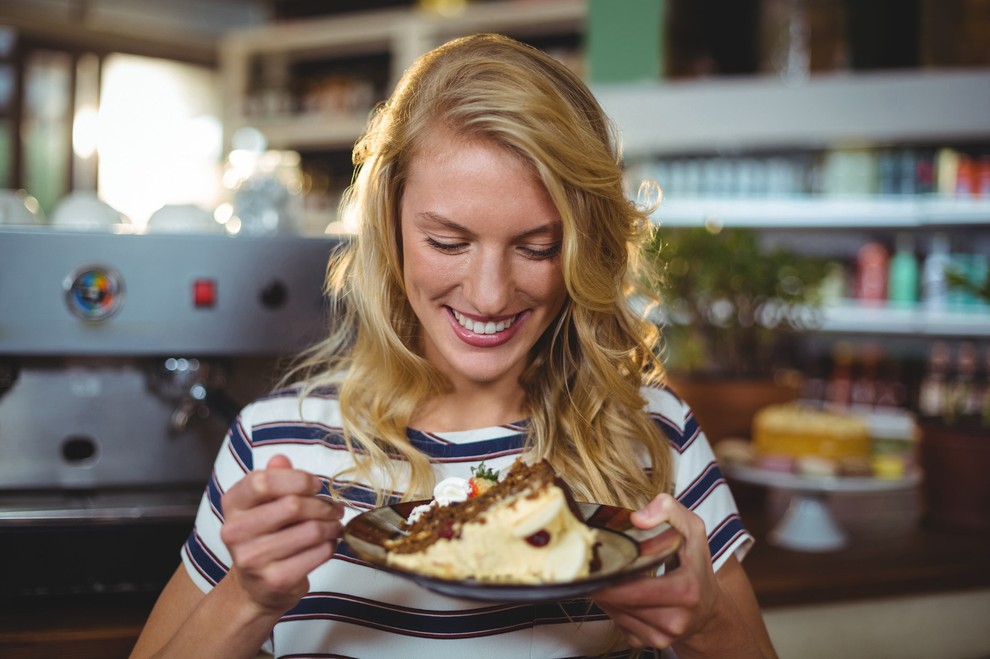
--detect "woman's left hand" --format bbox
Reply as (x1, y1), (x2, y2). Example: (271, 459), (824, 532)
(593, 493), (777, 657)
(592, 493), (721, 651)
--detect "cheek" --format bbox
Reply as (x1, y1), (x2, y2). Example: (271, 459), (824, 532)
(404, 246), (457, 294)
(527, 262), (568, 307)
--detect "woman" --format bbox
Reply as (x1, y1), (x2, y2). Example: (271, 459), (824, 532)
(132, 34), (776, 658)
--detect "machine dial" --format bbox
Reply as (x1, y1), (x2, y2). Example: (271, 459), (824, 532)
(64, 265), (125, 321)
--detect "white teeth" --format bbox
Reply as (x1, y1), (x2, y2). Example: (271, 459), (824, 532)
(452, 310), (515, 335)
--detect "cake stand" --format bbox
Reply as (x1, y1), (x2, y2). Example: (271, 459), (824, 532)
(724, 463), (921, 552)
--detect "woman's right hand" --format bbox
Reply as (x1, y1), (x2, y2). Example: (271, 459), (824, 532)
(219, 454), (344, 615)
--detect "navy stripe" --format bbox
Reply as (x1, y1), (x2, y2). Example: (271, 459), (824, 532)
(283, 594), (606, 639)
(184, 530), (228, 586)
(256, 385), (339, 403)
(206, 471), (225, 522)
(677, 461), (724, 511)
(681, 412), (702, 449)
(252, 425), (523, 463)
(256, 388), (304, 402)
(280, 651), (654, 659)
(648, 385), (705, 455)
(254, 422), (341, 446)
(326, 480), (400, 508)
(653, 412), (701, 455)
(709, 514), (748, 562)
(406, 429), (525, 459)
(228, 419), (253, 471)
(280, 654), (358, 659)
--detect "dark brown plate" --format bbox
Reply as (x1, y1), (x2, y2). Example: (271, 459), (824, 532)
(342, 501), (683, 602)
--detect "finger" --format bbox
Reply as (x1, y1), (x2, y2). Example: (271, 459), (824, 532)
(223, 494), (343, 545)
(594, 567), (696, 608)
(630, 493), (676, 529)
(236, 518), (340, 569)
(267, 454), (293, 470)
(596, 601), (674, 650)
(259, 539), (337, 593)
(223, 468), (323, 514)
(634, 495), (712, 571)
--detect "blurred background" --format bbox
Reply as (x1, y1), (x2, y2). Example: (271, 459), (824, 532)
(0, 1), (988, 657)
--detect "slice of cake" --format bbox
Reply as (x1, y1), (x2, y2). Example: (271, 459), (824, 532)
(753, 402), (871, 464)
(385, 459), (600, 584)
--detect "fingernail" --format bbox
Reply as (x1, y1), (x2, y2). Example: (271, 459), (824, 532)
(631, 509), (657, 526)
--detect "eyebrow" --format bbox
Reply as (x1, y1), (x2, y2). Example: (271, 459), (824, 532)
(417, 211), (561, 240)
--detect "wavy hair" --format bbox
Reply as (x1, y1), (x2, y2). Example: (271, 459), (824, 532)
(286, 33), (671, 509)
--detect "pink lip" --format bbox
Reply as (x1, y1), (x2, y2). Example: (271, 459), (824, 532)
(446, 307), (526, 348)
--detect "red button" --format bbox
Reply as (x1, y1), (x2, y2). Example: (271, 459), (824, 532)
(193, 279), (216, 308)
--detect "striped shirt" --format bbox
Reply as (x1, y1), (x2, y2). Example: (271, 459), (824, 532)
(181, 384), (753, 658)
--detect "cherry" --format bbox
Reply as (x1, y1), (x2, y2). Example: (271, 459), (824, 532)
(439, 520), (457, 539)
(525, 529), (551, 547)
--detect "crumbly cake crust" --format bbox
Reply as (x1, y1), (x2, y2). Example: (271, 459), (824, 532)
(387, 459), (566, 555)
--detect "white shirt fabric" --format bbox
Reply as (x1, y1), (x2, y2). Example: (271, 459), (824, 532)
(181, 384), (753, 658)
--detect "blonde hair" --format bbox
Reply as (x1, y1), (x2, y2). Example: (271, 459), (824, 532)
(288, 33), (671, 508)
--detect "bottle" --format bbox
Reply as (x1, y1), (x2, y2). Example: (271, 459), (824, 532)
(915, 148), (936, 195)
(981, 345), (990, 428)
(825, 341), (854, 408)
(918, 341), (950, 419)
(887, 233), (918, 307)
(977, 155), (990, 197)
(851, 343), (882, 410)
(922, 233), (951, 311)
(875, 357), (908, 409)
(955, 155), (976, 197)
(946, 342), (978, 425)
(855, 241), (888, 304)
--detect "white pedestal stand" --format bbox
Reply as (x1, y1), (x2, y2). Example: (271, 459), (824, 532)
(725, 463), (920, 553)
(767, 491), (849, 551)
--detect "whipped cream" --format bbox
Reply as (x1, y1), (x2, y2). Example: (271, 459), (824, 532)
(406, 476), (472, 524)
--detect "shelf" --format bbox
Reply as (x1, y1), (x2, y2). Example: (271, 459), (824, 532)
(654, 300), (990, 338)
(235, 112), (374, 151)
(219, 3), (989, 162)
(218, 0), (587, 153)
(817, 300), (990, 337)
(594, 69), (990, 159)
(220, 1), (585, 59)
(650, 195), (990, 229)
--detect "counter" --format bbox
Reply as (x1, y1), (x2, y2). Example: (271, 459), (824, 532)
(734, 482), (990, 607)
(1, 484), (987, 658)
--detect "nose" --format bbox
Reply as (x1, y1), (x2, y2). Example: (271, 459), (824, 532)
(464, 248), (512, 315)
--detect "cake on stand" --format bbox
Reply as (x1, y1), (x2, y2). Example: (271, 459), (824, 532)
(724, 463), (921, 551)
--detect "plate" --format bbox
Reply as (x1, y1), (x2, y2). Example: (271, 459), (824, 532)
(724, 462), (922, 494)
(342, 500), (683, 602)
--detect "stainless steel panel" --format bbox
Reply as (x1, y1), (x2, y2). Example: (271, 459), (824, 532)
(0, 228), (341, 355)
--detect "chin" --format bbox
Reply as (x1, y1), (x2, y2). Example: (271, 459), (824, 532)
(447, 356), (522, 386)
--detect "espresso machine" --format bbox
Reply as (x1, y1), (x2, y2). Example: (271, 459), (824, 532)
(0, 226), (342, 602)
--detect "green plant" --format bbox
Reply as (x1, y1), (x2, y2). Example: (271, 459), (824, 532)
(645, 225), (831, 378)
(947, 269), (990, 304)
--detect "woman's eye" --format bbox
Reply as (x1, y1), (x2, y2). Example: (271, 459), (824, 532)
(521, 244), (561, 259)
(425, 236), (466, 253)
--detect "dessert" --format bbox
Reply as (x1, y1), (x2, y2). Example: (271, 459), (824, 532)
(753, 403), (871, 463)
(385, 459), (600, 584)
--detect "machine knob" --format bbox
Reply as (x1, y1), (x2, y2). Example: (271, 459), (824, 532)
(260, 279), (288, 309)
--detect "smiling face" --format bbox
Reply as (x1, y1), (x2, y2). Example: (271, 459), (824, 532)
(399, 129), (568, 392)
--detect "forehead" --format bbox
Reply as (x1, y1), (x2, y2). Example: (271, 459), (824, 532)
(402, 128), (560, 230)
(408, 126), (527, 176)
